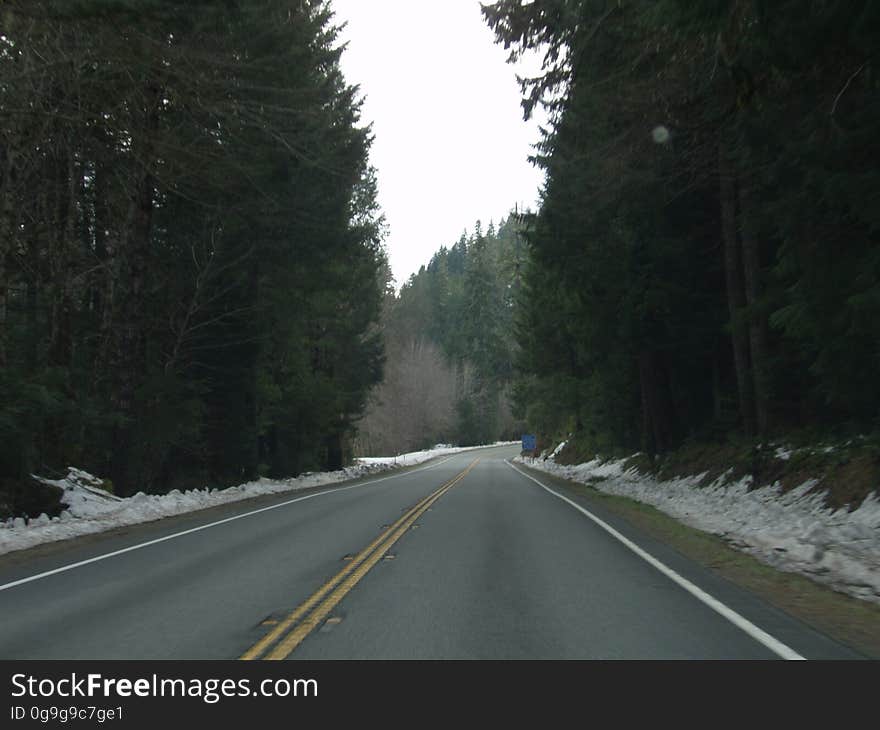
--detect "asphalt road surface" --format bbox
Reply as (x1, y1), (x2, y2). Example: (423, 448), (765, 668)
(0, 445), (864, 659)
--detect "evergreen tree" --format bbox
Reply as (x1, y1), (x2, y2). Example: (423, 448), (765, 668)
(0, 0), (386, 512)
(483, 0), (880, 454)
(356, 216), (526, 452)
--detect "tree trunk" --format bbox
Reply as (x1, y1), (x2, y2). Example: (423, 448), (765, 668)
(738, 181), (770, 435)
(110, 81), (160, 492)
(0, 143), (18, 369)
(712, 349), (724, 422)
(325, 431), (343, 471)
(25, 232), (39, 372)
(640, 357), (652, 453)
(719, 139), (755, 437)
(94, 151), (119, 376)
(639, 348), (673, 454)
(48, 149), (77, 368)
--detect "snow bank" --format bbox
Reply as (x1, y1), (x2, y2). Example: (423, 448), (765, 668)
(516, 453), (880, 605)
(358, 441), (516, 467)
(0, 442), (516, 557)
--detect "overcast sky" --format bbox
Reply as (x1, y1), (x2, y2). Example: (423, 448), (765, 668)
(330, 0), (546, 287)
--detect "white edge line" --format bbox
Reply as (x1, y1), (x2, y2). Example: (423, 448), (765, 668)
(0, 456), (456, 593)
(506, 459), (806, 661)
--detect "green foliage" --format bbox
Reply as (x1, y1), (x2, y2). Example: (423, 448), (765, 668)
(0, 0), (386, 507)
(357, 216), (527, 451)
(483, 0), (880, 454)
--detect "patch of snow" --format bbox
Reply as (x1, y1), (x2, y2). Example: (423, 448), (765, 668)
(0, 442), (518, 557)
(33, 468), (123, 520)
(774, 446), (793, 461)
(549, 441), (568, 459)
(357, 441), (516, 467)
(516, 451), (880, 605)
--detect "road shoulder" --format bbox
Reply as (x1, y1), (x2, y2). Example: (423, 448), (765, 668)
(514, 460), (880, 659)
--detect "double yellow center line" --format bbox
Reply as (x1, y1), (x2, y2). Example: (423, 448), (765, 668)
(240, 458), (479, 660)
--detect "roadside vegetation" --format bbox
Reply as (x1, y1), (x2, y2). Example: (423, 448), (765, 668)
(1, 1), (386, 517)
(479, 1), (878, 511)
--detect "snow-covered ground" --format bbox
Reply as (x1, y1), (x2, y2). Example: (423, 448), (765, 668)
(516, 448), (880, 605)
(0, 442), (516, 557)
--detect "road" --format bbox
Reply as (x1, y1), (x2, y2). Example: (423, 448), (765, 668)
(0, 445), (864, 659)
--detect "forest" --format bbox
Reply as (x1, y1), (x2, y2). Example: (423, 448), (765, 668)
(2, 0), (878, 519)
(354, 218), (525, 455)
(477, 0), (879, 458)
(0, 0), (386, 514)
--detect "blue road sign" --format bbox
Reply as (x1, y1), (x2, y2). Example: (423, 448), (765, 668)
(522, 434), (536, 451)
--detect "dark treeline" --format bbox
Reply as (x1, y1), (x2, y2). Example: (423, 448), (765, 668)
(483, 0), (880, 455)
(356, 219), (524, 454)
(0, 0), (385, 513)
